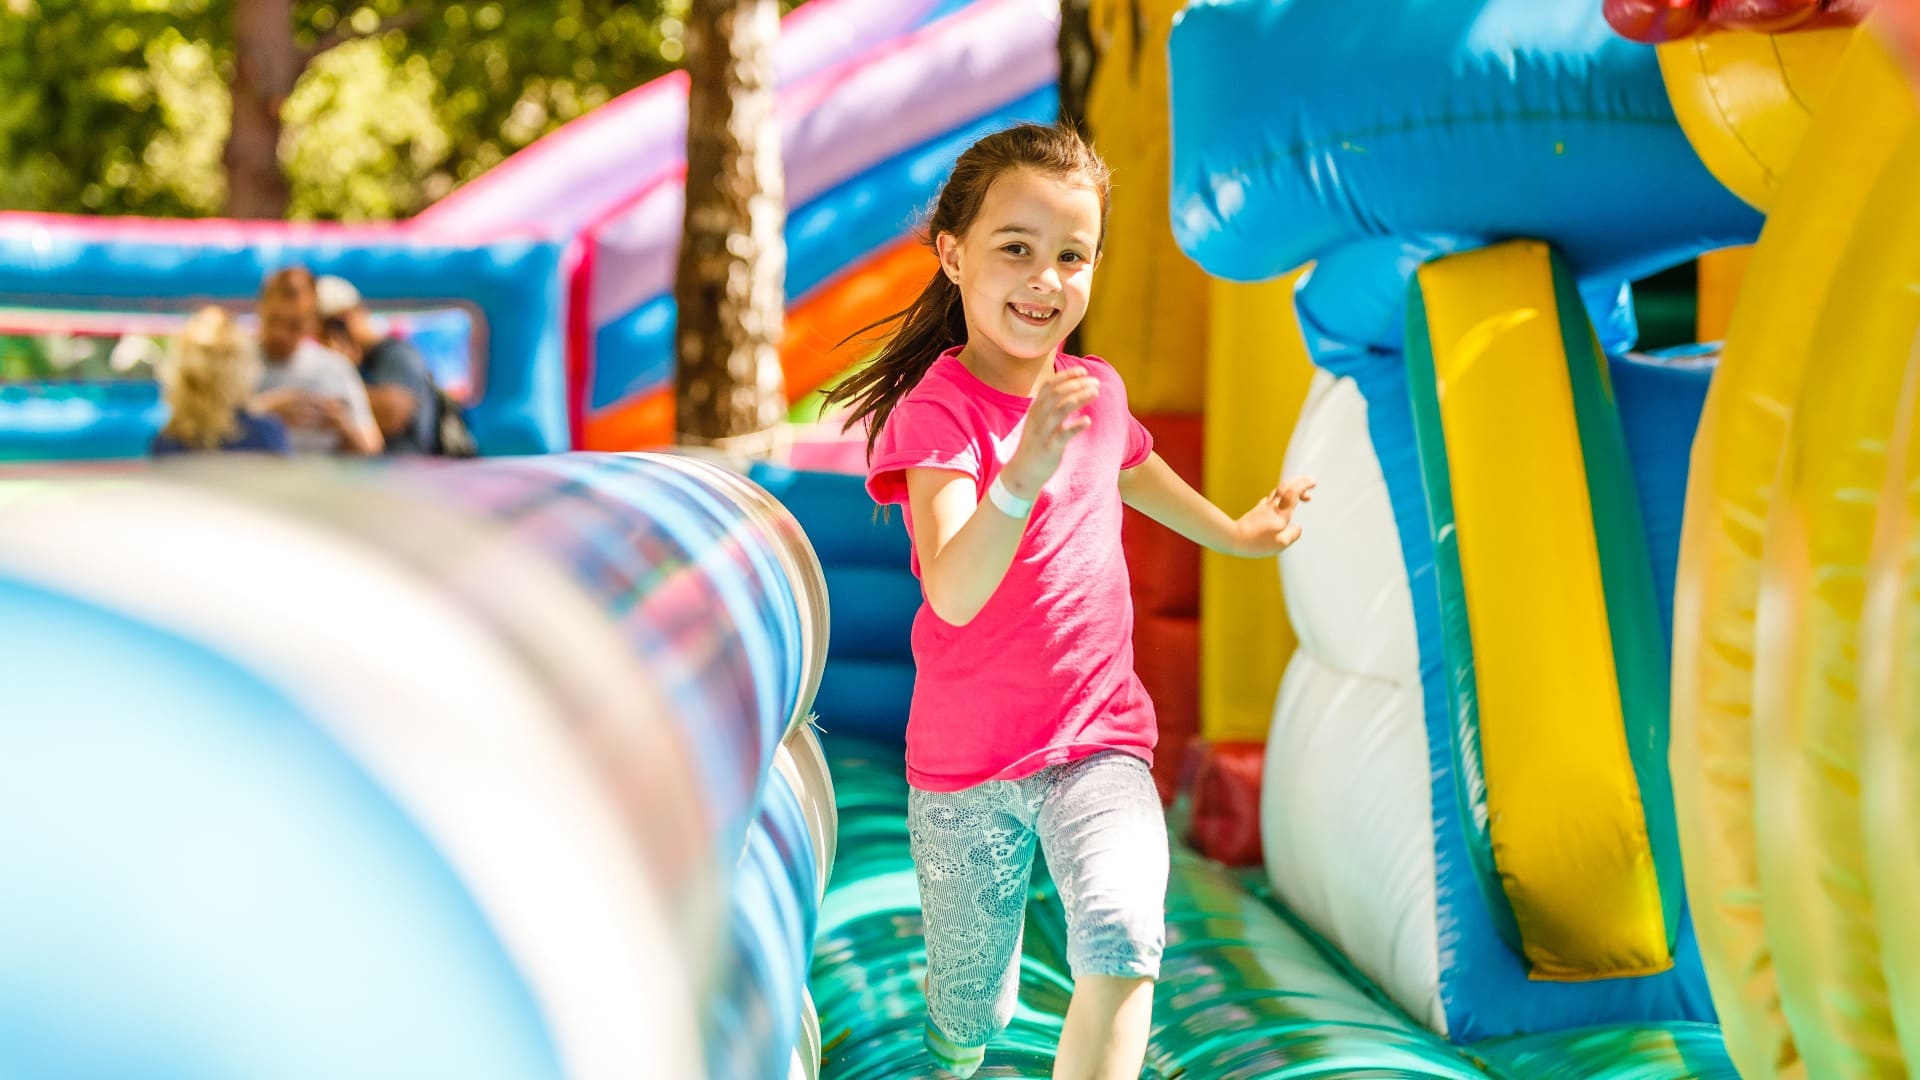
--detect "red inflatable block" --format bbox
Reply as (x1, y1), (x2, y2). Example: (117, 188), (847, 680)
(1605, 0), (1868, 42)
(1134, 612), (1199, 804)
(1123, 413), (1203, 618)
(1187, 740), (1266, 867)
(1712, 0), (1839, 32)
(1121, 412), (1203, 804)
(1605, 0), (1708, 42)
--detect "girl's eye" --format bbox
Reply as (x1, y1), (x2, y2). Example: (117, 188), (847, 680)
(1002, 243), (1029, 257)
(1060, 251), (1086, 264)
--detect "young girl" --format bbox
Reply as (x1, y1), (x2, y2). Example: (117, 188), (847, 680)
(827, 123), (1314, 1079)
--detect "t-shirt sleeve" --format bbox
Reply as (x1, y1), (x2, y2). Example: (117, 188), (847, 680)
(865, 397), (980, 506)
(1122, 411), (1154, 470)
(1103, 360), (1154, 470)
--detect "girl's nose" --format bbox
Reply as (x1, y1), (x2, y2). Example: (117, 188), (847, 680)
(1030, 266), (1061, 292)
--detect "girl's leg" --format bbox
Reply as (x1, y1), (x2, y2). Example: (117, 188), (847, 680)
(908, 782), (1039, 1077)
(1034, 753), (1169, 1080)
(1057, 975), (1156, 1080)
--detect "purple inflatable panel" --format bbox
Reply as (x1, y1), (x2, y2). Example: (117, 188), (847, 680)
(414, 0), (951, 236)
(585, 0), (1058, 326)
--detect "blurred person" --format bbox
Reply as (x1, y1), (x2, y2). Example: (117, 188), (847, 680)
(250, 266), (382, 455)
(316, 275), (441, 455)
(319, 315), (358, 365)
(151, 306), (291, 456)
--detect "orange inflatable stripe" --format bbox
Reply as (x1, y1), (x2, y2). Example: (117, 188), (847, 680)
(582, 388), (674, 451)
(784, 238), (938, 398)
(582, 238), (936, 451)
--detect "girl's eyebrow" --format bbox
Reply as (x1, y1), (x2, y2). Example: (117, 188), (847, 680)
(990, 224), (1097, 248)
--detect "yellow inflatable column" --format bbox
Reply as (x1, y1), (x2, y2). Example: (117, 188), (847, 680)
(1696, 245), (1750, 344)
(1407, 240), (1676, 979)
(1201, 271), (1314, 743)
(1752, 122), (1920, 1079)
(1863, 302), (1920, 1071)
(1078, 0), (1209, 412)
(1672, 25), (1913, 1080)
(1855, 19), (1920, 1074)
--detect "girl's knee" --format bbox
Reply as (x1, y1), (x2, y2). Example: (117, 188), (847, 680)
(1066, 908), (1164, 981)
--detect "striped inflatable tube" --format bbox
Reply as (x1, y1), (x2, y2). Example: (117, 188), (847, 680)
(0, 452), (835, 1077)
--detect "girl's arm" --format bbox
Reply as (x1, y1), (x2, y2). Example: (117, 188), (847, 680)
(904, 365), (1101, 626)
(905, 466), (1031, 626)
(1118, 451), (1315, 557)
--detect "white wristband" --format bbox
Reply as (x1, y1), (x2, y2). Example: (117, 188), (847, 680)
(985, 474), (1034, 518)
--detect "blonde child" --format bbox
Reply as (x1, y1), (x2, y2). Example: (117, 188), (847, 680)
(151, 306), (290, 456)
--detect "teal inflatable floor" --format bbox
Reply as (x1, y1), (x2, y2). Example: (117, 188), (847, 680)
(810, 739), (1736, 1079)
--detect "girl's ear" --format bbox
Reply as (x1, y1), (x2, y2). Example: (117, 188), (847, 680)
(935, 232), (962, 284)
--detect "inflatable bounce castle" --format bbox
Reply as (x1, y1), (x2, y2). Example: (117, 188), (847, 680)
(6, 0), (1920, 1075)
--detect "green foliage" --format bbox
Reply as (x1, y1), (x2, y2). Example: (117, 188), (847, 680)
(0, 0), (807, 221)
(0, 2), (221, 215)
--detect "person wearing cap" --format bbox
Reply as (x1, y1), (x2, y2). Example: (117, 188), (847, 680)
(316, 275), (441, 456)
(250, 266), (383, 456)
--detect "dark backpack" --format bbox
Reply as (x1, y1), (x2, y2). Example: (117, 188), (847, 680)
(431, 380), (478, 458)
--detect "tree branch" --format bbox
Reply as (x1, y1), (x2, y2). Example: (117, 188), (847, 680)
(303, 4), (428, 63)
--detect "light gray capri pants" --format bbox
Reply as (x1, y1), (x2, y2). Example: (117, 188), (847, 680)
(907, 749), (1170, 1048)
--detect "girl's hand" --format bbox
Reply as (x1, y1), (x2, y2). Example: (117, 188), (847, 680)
(1230, 475), (1317, 557)
(1000, 366), (1100, 500)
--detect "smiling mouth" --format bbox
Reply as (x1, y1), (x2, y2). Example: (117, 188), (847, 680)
(1008, 303), (1058, 326)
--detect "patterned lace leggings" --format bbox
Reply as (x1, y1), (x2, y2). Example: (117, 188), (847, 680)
(907, 750), (1169, 1048)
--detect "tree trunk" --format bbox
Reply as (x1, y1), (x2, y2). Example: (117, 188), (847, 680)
(1058, 0), (1098, 139)
(674, 0), (788, 450)
(225, 0), (299, 218)
(1057, 0), (1101, 356)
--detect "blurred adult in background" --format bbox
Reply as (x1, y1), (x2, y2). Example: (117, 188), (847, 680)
(250, 266), (382, 455)
(316, 274), (441, 455)
(150, 306), (290, 456)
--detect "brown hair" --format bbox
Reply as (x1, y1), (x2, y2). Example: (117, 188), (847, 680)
(260, 265), (317, 305)
(259, 266), (318, 332)
(822, 123), (1111, 459)
(157, 306), (261, 450)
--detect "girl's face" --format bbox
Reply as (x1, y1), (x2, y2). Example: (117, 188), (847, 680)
(936, 168), (1102, 370)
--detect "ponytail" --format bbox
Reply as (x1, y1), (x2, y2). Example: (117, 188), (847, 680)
(822, 266), (969, 460)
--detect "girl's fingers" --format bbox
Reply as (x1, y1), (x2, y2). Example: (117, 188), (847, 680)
(1044, 377), (1098, 405)
(1273, 478), (1315, 511)
(1041, 394), (1096, 432)
(1050, 416), (1091, 449)
(1278, 523), (1303, 547)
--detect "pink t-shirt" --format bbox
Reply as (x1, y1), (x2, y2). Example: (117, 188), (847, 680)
(866, 348), (1157, 792)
